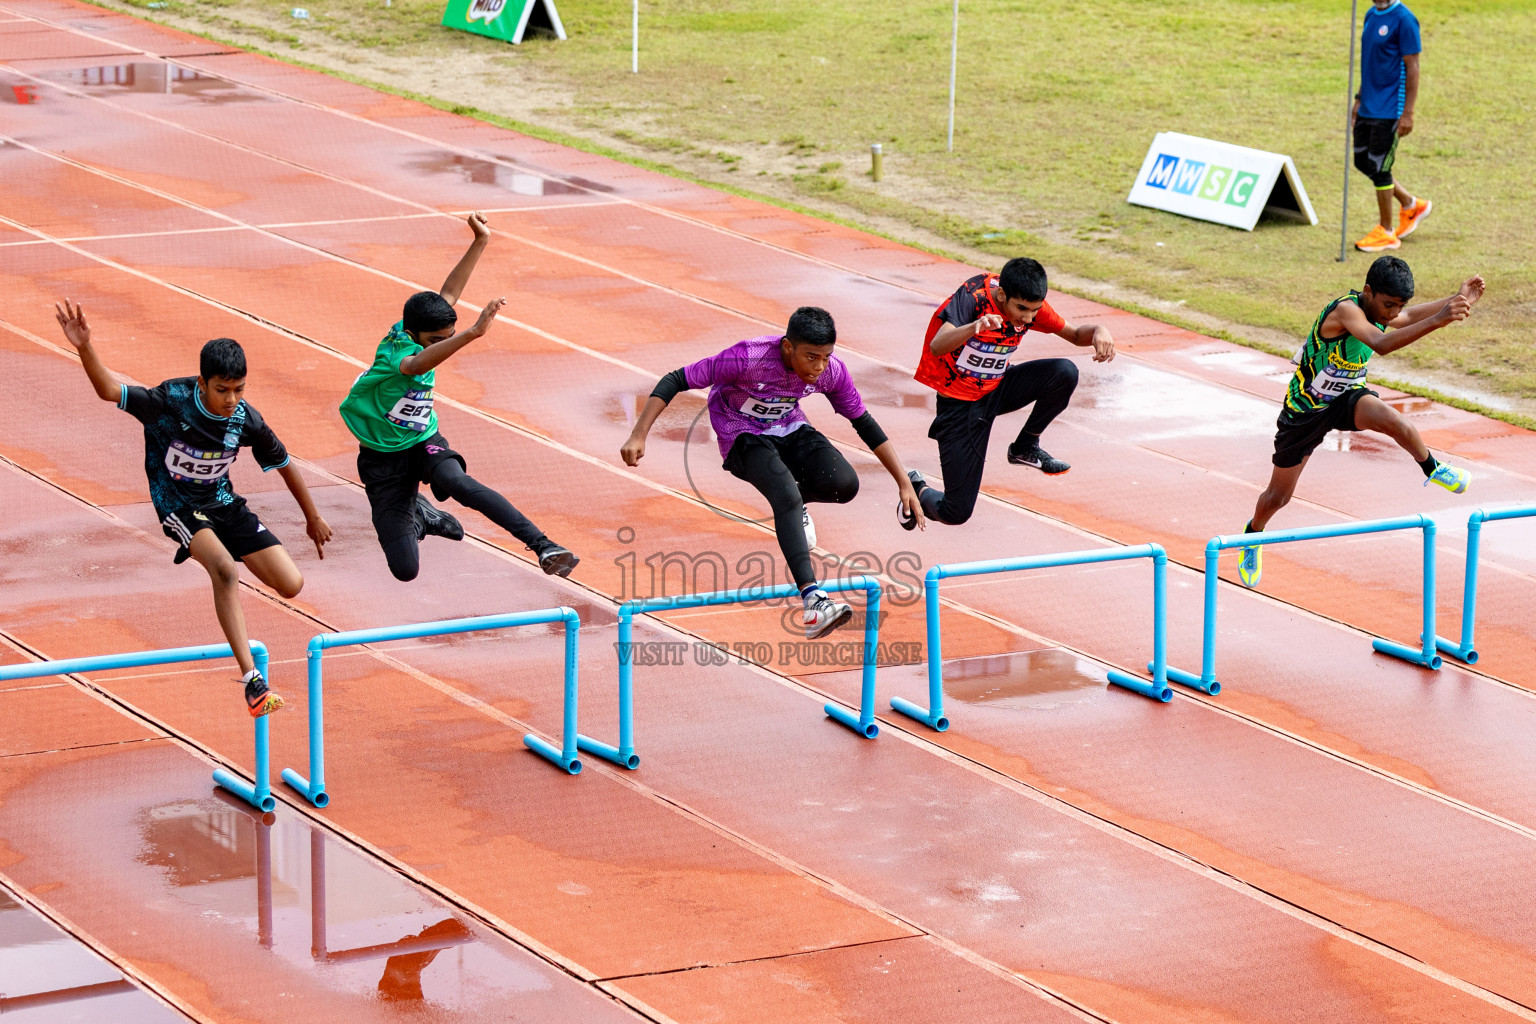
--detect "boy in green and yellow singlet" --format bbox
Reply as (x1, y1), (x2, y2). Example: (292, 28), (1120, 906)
(1237, 255), (1482, 588)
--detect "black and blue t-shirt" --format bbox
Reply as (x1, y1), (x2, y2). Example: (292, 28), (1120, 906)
(119, 377), (289, 518)
(1359, 1), (1421, 120)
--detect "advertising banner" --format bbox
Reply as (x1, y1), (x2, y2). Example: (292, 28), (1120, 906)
(441, 0), (564, 44)
(1128, 132), (1317, 231)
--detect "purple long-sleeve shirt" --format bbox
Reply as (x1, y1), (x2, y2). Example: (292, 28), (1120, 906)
(684, 335), (867, 460)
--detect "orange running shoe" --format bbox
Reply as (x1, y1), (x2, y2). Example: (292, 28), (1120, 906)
(1397, 197), (1432, 238)
(1354, 225), (1400, 252)
(244, 672), (285, 717)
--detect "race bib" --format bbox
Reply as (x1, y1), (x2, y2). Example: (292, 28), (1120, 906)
(1307, 362), (1368, 402)
(738, 394), (798, 423)
(165, 440), (236, 484)
(387, 388), (435, 431)
(955, 337), (1014, 380)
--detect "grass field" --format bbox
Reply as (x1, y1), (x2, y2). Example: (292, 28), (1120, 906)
(106, 0), (1536, 410)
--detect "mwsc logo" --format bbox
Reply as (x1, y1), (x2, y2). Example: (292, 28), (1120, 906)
(1145, 153), (1260, 208)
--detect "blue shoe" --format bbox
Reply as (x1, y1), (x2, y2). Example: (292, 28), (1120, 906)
(1425, 462), (1469, 495)
(1237, 541), (1262, 589)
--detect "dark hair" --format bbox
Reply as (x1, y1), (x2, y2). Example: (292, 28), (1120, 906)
(200, 337), (247, 381)
(402, 291), (458, 336)
(1365, 255), (1414, 300)
(785, 306), (836, 346)
(997, 257), (1048, 303)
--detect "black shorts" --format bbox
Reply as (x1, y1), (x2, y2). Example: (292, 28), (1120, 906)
(1272, 387), (1378, 468)
(1353, 117), (1399, 190)
(161, 501), (282, 565)
(356, 432), (467, 542)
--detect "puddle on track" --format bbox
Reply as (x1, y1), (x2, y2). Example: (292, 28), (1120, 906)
(407, 152), (611, 196)
(0, 885), (184, 1023)
(33, 62), (266, 105)
(132, 795), (561, 1014)
(941, 649), (1107, 711)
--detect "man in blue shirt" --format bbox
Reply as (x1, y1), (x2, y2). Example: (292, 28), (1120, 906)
(1352, 0), (1430, 252)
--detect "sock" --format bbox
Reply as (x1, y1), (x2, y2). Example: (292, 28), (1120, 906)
(241, 668), (262, 684)
(1418, 454), (1439, 479)
(800, 582), (822, 605)
(1015, 431), (1041, 452)
(1243, 520), (1259, 534)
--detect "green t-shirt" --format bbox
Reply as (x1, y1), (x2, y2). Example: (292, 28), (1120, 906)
(1283, 292), (1379, 419)
(339, 322), (438, 451)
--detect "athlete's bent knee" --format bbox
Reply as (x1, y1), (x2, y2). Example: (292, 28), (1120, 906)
(274, 574), (304, 600)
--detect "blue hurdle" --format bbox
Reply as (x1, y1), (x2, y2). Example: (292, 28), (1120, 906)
(1435, 504), (1536, 665)
(1165, 514), (1439, 694)
(0, 640), (274, 811)
(889, 544), (1173, 732)
(281, 606), (584, 807)
(586, 575), (884, 770)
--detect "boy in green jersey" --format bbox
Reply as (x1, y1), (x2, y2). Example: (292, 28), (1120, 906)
(340, 213), (578, 582)
(1237, 255), (1482, 588)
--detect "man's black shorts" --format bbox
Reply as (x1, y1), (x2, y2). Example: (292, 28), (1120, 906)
(1353, 117), (1399, 189)
(161, 500), (282, 564)
(356, 431), (467, 541)
(1273, 387), (1378, 468)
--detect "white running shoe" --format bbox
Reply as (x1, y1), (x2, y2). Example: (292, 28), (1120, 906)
(803, 590), (852, 639)
(801, 507), (817, 548)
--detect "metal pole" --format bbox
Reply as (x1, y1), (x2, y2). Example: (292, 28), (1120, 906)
(631, 0), (638, 74)
(947, 0), (959, 152)
(1338, 0), (1358, 261)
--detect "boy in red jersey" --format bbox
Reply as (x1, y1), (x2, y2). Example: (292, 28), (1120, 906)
(905, 258), (1114, 527)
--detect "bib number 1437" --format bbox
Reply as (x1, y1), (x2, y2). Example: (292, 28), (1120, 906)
(165, 440), (236, 483)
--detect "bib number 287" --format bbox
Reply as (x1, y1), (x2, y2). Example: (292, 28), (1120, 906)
(387, 389), (435, 430)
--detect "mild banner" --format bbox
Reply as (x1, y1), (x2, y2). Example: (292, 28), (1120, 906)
(441, 0), (565, 44)
(1128, 132), (1317, 231)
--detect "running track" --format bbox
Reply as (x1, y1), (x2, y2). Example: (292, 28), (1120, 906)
(4, 3), (1536, 1021)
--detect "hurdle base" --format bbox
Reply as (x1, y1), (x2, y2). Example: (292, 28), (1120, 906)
(1433, 635), (1479, 665)
(523, 734), (582, 774)
(1108, 670), (1171, 702)
(1162, 664), (1221, 696)
(824, 703), (878, 739)
(577, 734), (639, 770)
(280, 768), (330, 808)
(214, 768), (275, 813)
(889, 696), (949, 732)
(1372, 638), (1442, 670)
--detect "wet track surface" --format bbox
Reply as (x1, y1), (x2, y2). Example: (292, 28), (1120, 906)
(4, 2), (1536, 1020)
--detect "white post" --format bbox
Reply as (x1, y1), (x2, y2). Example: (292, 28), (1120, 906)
(1338, 0), (1358, 261)
(632, 0), (639, 74)
(947, 0), (959, 152)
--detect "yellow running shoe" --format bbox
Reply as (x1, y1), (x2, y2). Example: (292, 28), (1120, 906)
(1354, 225), (1400, 252)
(1396, 197), (1432, 238)
(1237, 539), (1262, 589)
(1425, 461), (1470, 495)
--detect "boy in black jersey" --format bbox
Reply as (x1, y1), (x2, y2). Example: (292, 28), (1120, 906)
(56, 300), (331, 716)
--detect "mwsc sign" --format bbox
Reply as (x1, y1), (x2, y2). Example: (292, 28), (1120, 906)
(1128, 132), (1317, 231)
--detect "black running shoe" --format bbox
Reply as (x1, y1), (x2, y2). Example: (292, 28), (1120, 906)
(244, 672), (285, 718)
(414, 494), (464, 541)
(898, 469), (927, 531)
(536, 543), (579, 578)
(1007, 442), (1071, 475)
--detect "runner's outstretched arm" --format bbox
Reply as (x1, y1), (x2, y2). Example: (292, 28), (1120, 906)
(275, 463), (332, 558)
(438, 212), (491, 306)
(54, 300), (123, 403)
(1334, 293), (1471, 356)
(1054, 320), (1116, 362)
(1390, 275), (1485, 327)
(398, 298), (505, 376)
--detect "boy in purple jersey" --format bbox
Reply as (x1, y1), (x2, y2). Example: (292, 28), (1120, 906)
(621, 307), (925, 639)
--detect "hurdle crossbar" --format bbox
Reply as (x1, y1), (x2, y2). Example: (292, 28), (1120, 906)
(282, 606), (583, 807)
(1435, 504), (1536, 665)
(0, 640), (274, 811)
(1165, 514), (1439, 694)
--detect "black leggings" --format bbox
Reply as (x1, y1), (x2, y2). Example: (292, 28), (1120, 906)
(381, 460), (545, 582)
(923, 357), (1078, 525)
(724, 429), (859, 589)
